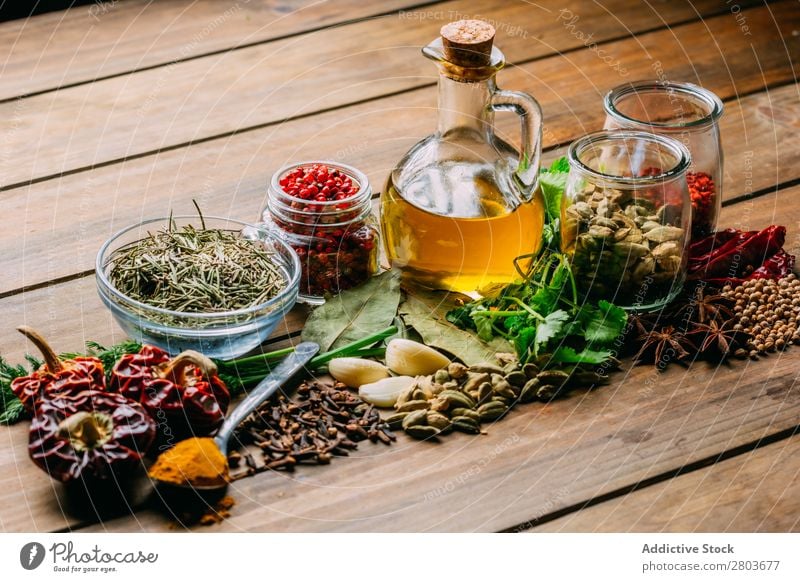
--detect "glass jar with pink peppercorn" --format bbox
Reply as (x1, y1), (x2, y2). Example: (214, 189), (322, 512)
(263, 161), (379, 304)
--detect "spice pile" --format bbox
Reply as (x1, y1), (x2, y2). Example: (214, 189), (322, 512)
(149, 436), (229, 488)
(627, 225), (798, 367)
(233, 379), (395, 475)
(108, 219), (287, 313)
(723, 275), (800, 357)
(387, 358), (610, 440)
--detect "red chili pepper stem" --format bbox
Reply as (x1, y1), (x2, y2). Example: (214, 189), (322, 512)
(17, 326), (63, 373)
(57, 411), (114, 452)
(156, 350), (218, 386)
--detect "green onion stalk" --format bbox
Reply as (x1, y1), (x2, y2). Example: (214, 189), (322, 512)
(215, 326), (398, 393)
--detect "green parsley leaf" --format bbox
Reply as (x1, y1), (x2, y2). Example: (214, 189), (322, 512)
(551, 346), (613, 364)
(581, 300), (628, 344)
(534, 310), (570, 354)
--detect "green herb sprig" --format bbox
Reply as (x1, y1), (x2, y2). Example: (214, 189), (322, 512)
(446, 157), (627, 367)
(108, 220), (287, 314)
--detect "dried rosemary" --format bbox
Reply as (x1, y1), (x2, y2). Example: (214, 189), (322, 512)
(108, 222), (287, 313)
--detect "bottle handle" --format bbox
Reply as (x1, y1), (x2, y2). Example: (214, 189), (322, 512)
(490, 89), (543, 199)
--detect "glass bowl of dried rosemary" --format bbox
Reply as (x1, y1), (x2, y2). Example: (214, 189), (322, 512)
(96, 216), (301, 360)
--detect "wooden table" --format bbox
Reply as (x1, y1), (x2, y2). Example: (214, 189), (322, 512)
(1, 0), (798, 533)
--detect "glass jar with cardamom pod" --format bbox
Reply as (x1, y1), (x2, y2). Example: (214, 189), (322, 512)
(561, 130), (692, 311)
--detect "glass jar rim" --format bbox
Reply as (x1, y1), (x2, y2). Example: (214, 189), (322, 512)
(269, 160), (371, 210)
(567, 130), (692, 187)
(96, 215), (301, 322)
(267, 197), (373, 230)
(604, 81), (723, 130)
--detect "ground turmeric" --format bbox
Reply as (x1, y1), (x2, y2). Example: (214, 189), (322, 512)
(149, 437), (228, 487)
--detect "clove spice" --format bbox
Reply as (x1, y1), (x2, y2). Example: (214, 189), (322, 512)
(234, 380), (395, 475)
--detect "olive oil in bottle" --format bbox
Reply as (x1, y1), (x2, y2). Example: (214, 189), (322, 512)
(380, 20), (545, 294)
(382, 166), (544, 292)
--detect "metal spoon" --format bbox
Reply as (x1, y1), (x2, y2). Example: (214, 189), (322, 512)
(152, 341), (319, 509)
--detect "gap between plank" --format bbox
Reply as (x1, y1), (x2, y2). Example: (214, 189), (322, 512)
(504, 424), (800, 533)
(0, 2), (775, 195)
(0, 0), (447, 105)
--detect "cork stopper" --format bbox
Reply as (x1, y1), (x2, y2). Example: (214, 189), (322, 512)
(440, 20), (495, 67)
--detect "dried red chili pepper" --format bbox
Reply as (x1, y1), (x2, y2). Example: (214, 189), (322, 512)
(11, 327), (106, 413)
(688, 225), (794, 285)
(29, 390), (155, 483)
(109, 346), (230, 438)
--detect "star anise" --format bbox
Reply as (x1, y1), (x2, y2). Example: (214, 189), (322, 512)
(633, 325), (697, 365)
(687, 319), (751, 359)
(683, 286), (735, 324)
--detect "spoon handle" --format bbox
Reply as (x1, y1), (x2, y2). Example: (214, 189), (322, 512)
(214, 342), (319, 452)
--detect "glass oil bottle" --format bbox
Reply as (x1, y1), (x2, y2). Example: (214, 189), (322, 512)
(381, 20), (545, 293)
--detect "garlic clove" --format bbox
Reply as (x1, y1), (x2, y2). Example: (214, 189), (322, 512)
(328, 357), (389, 388)
(385, 339), (450, 376)
(359, 376), (416, 407)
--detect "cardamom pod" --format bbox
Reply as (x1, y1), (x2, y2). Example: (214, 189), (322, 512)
(385, 412), (409, 430)
(505, 371), (527, 387)
(451, 408), (480, 422)
(523, 363), (540, 378)
(426, 411), (452, 431)
(405, 425), (440, 440)
(447, 362), (468, 380)
(430, 396), (449, 413)
(451, 416), (481, 434)
(439, 389), (476, 409)
(477, 402), (507, 421)
(477, 381), (494, 404)
(536, 370), (570, 387)
(468, 363), (505, 375)
(536, 384), (558, 401)
(434, 369), (450, 385)
(396, 399), (431, 413)
(462, 372), (491, 393)
(493, 381), (517, 400)
(519, 378), (541, 403)
(402, 409), (429, 429)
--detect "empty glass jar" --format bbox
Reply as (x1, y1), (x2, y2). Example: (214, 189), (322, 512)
(562, 131), (692, 311)
(603, 81), (723, 241)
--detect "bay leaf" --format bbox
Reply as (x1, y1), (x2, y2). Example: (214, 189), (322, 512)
(301, 270), (401, 352)
(398, 287), (512, 365)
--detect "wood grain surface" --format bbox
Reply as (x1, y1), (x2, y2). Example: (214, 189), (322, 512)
(0, 0), (778, 188)
(535, 436), (800, 532)
(0, 0), (423, 100)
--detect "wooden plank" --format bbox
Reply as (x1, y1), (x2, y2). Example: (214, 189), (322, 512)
(3, 18), (798, 296)
(0, 0), (774, 187)
(0, 0), (422, 100)
(0, 72), (800, 298)
(3, 180), (799, 532)
(534, 436), (800, 532)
